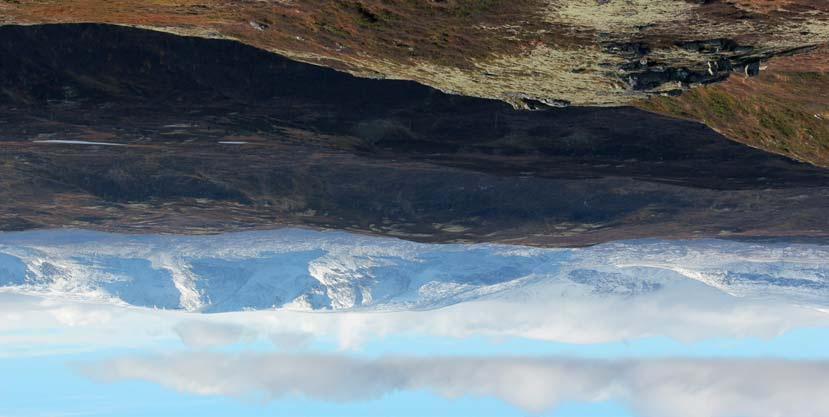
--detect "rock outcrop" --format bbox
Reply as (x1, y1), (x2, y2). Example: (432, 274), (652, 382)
(1, 0), (827, 107)
(637, 44), (829, 168)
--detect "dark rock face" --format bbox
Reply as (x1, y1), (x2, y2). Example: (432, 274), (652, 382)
(2, 24), (829, 246)
(607, 37), (800, 94)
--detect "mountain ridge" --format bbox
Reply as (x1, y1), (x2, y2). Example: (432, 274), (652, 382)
(2, 229), (827, 313)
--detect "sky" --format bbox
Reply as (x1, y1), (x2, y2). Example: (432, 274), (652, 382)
(1, 230), (829, 417)
(3, 320), (829, 417)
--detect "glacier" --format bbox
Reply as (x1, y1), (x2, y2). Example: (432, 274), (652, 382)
(0, 229), (827, 313)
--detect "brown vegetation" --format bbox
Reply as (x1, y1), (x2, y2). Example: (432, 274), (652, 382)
(638, 46), (829, 167)
(1, 0), (828, 107)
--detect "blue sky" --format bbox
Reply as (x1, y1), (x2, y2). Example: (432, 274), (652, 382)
(2, 355), (634, 417)
(3, 325), (829, 417)
(2, 230), (829, 417)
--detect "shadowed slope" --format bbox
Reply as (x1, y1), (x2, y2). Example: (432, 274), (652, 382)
(2, 24), (829, 245)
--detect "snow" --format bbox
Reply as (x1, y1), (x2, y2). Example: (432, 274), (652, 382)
(0, 229), (827, 313)
(32, 140), (126, 146)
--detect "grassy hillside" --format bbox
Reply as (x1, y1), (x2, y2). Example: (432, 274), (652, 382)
(638, 46), (829, 167)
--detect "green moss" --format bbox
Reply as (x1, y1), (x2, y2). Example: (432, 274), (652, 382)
(652, 97), (691, 118)
(758, 109), (797, 139)
(705, 90), (737, 120)
(316, 21), (349, 37)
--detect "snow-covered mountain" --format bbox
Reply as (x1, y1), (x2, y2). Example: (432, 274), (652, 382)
(0, 229), (827, 312)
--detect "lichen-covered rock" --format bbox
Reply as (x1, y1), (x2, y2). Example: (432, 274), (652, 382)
(1, 0), (827, 107)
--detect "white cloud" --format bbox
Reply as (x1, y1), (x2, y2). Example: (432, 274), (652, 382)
(173, 321), (253, 348)
(79, 353), (829, 417)
(2, 229), (829, 356)
(49, 305), (113, 327)
(269, 332), (313, 351)
(1, 285), (828, 356)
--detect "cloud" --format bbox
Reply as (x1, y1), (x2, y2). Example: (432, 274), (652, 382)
(3, 229), (829, 355)
(78, 353), (829, 417)
(238, 281), (829, 348)
(1, 286), (828, 356)
(173, 321), (253, 348)
(269, 332), (313, 351)
(0, 293), (181, 357)
(49, 305), (113, 327)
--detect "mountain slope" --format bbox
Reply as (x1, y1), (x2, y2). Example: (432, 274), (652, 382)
(1, 0), (827, 107)
(3, 24), (829, 245)
(1, 230), (827, 312)
(637, 45), (829, 167)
